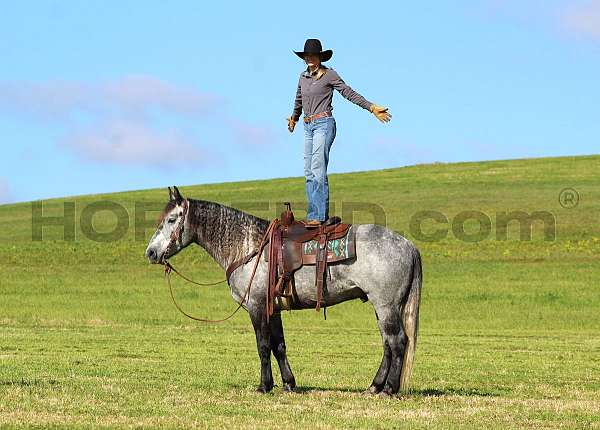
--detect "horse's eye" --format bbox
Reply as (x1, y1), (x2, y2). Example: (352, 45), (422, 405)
(168, 217), (176, 224)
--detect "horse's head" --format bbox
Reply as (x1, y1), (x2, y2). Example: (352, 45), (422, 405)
(145, 186), (195, 264)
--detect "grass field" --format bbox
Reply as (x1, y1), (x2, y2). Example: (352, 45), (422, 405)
(1, 154), (600, 429)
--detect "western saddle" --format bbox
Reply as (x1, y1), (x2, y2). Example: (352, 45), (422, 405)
(226, 203), (355, 321)
(265, 202), (355, 318)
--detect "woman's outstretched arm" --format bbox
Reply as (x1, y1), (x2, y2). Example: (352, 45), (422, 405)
(330, 69), (391, 122)
(329, 69), (373, 111)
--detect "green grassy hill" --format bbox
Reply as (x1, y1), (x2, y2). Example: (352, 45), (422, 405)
(1, 155), (599, 429)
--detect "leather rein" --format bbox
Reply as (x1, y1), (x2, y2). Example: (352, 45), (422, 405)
(160, 198), (277, 323)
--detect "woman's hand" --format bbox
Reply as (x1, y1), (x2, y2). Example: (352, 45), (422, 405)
(286, 116), (297, 133)
(370, 104), (392, 123)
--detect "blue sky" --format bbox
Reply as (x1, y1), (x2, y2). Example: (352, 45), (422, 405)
(1, 0), (599, 204)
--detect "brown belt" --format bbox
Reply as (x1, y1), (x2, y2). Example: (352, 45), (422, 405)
(304, 111), (331, 123)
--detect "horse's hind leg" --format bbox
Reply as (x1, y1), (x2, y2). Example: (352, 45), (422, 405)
(366, 311), (392, 394)
(269, 312), (296, 392)
(371, 307), (407, 396)
(381, 314), (408, 395)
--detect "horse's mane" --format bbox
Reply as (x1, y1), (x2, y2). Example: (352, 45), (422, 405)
(154, 197), (270, 267)
(187, 199), (270, 235)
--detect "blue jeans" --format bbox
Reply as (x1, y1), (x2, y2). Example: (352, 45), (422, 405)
(303, 116), (336, 221)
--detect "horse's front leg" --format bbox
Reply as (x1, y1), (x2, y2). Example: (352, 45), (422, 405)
(250, 308), (274, 393)
(269, 312), (296, 392)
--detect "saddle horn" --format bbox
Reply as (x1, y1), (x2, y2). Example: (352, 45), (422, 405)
(281, 202), (294, 226)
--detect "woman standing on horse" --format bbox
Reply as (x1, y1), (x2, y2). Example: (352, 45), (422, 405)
(287, 38), (392, 227)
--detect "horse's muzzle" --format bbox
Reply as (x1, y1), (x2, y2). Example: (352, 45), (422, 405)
(146, 247), (161, 264)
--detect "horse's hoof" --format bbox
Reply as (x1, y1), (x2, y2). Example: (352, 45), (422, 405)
(255, 386), (272, 394)
(378, 390), (393, 398)
(363, 385), (381, 396)
(283, 383), (296, 393)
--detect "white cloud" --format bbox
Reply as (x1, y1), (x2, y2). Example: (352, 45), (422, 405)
(561, 0), (600, 41)
(103, 75), (220, 117)
(61, 119), (210, 169)
(0, 75), (220, 120)
(480, 0), (600, 43)
(225, 116), (277, 147)
(0, 75), (220, 168)
(0, 75), (280, 169)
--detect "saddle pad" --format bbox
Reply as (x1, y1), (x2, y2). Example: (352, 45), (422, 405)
(263, 225), (356, 265)
(301, 225), (356, 265)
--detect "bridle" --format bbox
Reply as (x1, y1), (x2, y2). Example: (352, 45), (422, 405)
(162, 198), (190, 263)
(158, 197), (278, 324)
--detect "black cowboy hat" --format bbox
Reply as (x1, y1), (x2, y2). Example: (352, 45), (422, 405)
(293, 38), (333, 62)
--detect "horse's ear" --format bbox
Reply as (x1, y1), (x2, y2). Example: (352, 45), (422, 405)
(168, 186), (174, 202)
(173, 186), (184, 204)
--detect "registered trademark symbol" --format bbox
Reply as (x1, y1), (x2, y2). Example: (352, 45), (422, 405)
(559, 188), (579, 209)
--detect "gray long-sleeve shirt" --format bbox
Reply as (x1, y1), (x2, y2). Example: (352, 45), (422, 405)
(291, 65), (373, 121)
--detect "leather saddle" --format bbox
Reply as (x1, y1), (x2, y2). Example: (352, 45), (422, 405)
(264, 203), (356, 319)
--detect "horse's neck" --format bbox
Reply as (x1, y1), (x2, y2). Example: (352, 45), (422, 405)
(188, 199), (268, 270)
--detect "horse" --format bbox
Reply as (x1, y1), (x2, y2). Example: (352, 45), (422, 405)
(145, 186), (423, 396)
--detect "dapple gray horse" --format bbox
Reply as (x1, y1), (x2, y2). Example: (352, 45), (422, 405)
(145, 186), (422, 396)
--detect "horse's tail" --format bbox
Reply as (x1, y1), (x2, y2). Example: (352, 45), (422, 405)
(399, 247), (423, 391)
